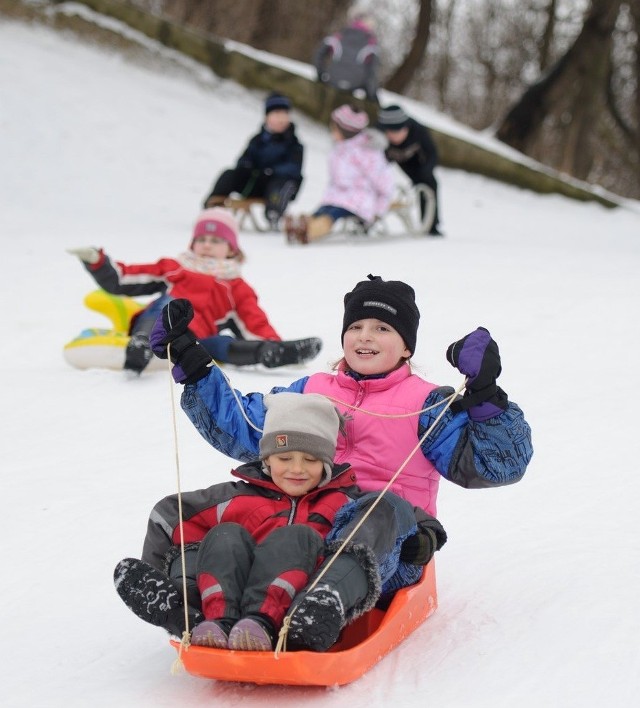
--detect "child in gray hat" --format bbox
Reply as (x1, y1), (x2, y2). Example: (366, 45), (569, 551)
(114, 392), (445, 651)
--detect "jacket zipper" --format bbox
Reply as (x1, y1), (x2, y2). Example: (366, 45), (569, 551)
(287, 497), (298, 525)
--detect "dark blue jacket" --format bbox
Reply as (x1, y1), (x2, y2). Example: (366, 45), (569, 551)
(384, 118), (438, 178)
(236, 124), (303, 182)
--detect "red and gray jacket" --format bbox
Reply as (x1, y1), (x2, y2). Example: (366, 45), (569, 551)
(141, 460), (361, 570)
(83, 253), (280, 340)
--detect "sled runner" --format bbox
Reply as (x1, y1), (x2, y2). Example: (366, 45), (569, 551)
(205, 195), (269, 232)
(224, 196), (268, 232)
(170, 560), (437, 687)
(63, 290), (165, 372)
(285, 183), (437, 245)
(386, 183), (436, 235)
(346, 183), (436, 240)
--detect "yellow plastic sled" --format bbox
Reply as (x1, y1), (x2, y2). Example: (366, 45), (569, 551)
(63, 290), (166, 372)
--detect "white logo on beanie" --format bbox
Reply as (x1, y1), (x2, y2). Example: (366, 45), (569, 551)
(363, 300), (398, 315)
(259, 393), (341, 488)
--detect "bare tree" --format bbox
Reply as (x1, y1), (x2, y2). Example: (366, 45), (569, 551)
(155, 0), (353, 61)
(384, 0), (434, 93)
(496, 0), (624, 179)
(538, 0), (558, 71)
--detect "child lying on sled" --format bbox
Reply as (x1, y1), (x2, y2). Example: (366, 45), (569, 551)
(114, 392), (446, 651)
(68, 208), (321, 374)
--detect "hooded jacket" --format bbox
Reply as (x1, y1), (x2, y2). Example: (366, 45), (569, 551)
(83, 251), (280, 341)
(141, 459), (361, 570)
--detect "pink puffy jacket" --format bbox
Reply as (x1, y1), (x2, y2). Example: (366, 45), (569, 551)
(304, 363), (441, 516)
(319, 129), (395, 223)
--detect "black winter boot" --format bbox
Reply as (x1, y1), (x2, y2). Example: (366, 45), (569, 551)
(287, 584), (345, 651)
(286, 553), (370, 652)
(113, 558), (203, 636)
(226, 338), (322, 368)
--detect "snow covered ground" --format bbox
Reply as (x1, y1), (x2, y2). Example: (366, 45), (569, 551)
(2, 9), (639, 708)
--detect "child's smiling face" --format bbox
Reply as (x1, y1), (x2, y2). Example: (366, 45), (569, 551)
(265, 451), (324, 497)
(342, 318), (411, 375)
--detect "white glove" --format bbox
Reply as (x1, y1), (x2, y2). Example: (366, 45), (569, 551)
(67, 247), (101, 264)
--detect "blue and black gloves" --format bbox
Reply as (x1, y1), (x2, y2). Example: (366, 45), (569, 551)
(150, 299), (212, 384)
(446, 327), (508, 421)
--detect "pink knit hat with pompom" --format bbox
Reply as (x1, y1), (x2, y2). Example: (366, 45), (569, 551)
(191, 208), (240, 253)
(331, 104), (369, 134)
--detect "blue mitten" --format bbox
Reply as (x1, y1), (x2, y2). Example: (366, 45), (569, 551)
(150, 299), (212, 384)
(446, 327), (508, 421)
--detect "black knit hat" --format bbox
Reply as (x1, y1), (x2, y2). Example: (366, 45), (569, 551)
(378, 104), (409, 131)
(341, 274), (420, 355)
(265, 92), (291, 114)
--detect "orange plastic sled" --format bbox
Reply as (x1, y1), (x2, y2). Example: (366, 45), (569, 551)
(170, 560), (437, 686)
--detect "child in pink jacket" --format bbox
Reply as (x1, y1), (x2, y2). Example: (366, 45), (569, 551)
(285, 105), (394, 244)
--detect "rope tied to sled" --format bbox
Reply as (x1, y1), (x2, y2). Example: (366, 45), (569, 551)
(274, 378), (465, 656)
(165, 351), (466, 664)
(166, 343), (192, 674)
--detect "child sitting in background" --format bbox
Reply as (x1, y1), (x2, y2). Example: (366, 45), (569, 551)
(113, 392), (446, 651)
(378, 104), (443, 236)
(203, 92), (304, 231)
(284, 104), (394, 244)
(68, 208), (321, 374)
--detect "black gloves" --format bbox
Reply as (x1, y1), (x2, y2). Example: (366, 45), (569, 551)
(399, 529), (437, 565)
(150, 299), (212, 384)
(446, 327), (508, 420)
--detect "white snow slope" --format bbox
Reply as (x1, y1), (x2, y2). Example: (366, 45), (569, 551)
(2, 11), (639, 708)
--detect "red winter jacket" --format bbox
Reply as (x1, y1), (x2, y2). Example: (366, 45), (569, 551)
(141, 460), (362, 570)
(86, 253), (281, 341)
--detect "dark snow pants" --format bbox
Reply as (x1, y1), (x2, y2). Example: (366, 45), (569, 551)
(204, 167), (301, 220)
(196, 522), (325, 628)
(296, 491), (422, 623)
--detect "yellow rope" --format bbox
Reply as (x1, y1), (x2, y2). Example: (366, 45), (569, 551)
(274, 378), (467, 656)
(163, 347), (467, 662)
(166, 343), (193, 675)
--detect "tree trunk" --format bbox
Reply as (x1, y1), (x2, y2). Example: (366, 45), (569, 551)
(495, 0), (623, 180)
(434, 0), (457, 109)
(384, 0), (433, 94)
(159, 0), (352, 62)
(632, 0), (640, 160)
(539, 0), (558, 72)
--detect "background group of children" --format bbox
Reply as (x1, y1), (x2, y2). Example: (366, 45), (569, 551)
(203, 92), (443, 241)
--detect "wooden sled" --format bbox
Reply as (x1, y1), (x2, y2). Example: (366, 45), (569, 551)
(206, 195), (268, 232)
(63, 290), (166, 372)
(385, 183), (437, 235)
(296, 184), (437, 245)
(170, 560), (437, 687)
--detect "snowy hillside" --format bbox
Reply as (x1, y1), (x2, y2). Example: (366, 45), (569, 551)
(2, 11), (640, 708)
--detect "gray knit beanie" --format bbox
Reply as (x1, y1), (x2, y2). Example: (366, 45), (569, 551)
(377, 104), (410, 131)
(259, 393), (340, 486)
